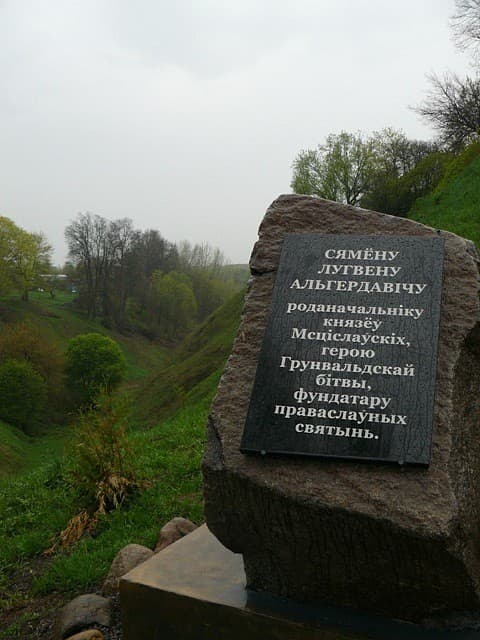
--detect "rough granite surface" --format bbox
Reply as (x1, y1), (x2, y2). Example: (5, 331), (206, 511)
(201, 195), (480, 623)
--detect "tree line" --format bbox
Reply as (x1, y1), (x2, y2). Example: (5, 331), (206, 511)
(291, 128), (449, 216)
(0, 213), (246, 342)
(65, 213), (245, 339)
(0, 215), (245, 431)
(292, 1), (480, 212)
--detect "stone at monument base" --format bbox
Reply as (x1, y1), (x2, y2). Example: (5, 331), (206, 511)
(119, 525), (480, 640)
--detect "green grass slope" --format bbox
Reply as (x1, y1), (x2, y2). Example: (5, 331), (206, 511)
(0, 290), (167, 381)
(0, 421), (27, 477)
(409, 142), (480, 246)
(0, 422), (67, 479)
(0, 288), (245, 625)
(136, 287), (245, 423)
(0, 291), (168, 476)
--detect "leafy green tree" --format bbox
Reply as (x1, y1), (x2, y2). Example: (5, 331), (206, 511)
(148, 270), (197, 339)
(174, 241), (235, 320)
(362, 129), (440, 213)
(0, 321), (62, 376)
(13, 232), (51, 301)
(292, 129), (440, 215)
(189, 268), (233, 321)
(361, 149), (452, 215)
(370, 128), (436, 177)
(0, 359), (47, 429)
(0, 216), (51, 300)
(0, 322), (64, 405)
(65, 333), (127, 405)
(0, 216), (18, 294)
(291, 132), (377, 205)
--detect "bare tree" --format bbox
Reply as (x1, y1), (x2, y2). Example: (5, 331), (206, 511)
(65, 213), (109, 318)
(176, 241), (226, 273)
(413, 73), (480, 150)
(103, 218), (135, 323)
(451, 0), (480, 62)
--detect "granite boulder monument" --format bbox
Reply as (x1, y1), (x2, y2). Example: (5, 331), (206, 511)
(202, 195), (480, 623)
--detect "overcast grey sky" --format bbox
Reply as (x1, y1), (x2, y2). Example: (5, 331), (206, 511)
(0, 0), (472, 265)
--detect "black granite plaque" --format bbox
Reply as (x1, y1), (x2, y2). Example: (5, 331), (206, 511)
(241, 234), (445, 465)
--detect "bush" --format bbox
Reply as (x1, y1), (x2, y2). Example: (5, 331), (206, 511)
(65, 333), (127, 405)
(360, 151), (453, 216)
(0, 359), (47, 429)
(44, 398), (140, 554)
(0, 322), (62, 381)
(67, 398), (138, 514)
(0, 322), (65, 415)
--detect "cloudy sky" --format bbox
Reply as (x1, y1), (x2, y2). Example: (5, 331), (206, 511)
(0, 0), (472, 265)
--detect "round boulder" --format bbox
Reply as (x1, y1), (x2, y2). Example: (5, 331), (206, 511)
(57, 594), (112, 639)
(154, 517), (197, 553)
(102, 543), (153, 596)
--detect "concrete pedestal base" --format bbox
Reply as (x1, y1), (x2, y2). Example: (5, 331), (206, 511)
(120, 525), (480, 640)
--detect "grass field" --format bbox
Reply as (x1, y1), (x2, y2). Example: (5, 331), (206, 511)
(0, 288), (244, 638)
(0, 388), (215, 595)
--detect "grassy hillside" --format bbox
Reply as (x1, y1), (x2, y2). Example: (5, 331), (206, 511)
(0, 290), (167, 381)
(409, 142), (480, 246)
(0, 290), (169, 477)
(0, 421), (27, 477)
(0, 422), (67, 479)
(136, 287), (245, 423)
(0, 288), (244, 638)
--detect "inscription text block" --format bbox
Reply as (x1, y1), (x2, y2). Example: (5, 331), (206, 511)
(240, 234), (444, 465)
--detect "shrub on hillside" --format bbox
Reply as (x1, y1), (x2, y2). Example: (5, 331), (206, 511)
(0, 359), (47, 429)
(68, 397), (138, 513)
(0, 322), (65, 412)
(0, 322), (62, 380)
(65, 333), (127, 405)
(360, 151), (452, 216)
(47, 398), (139, 553)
